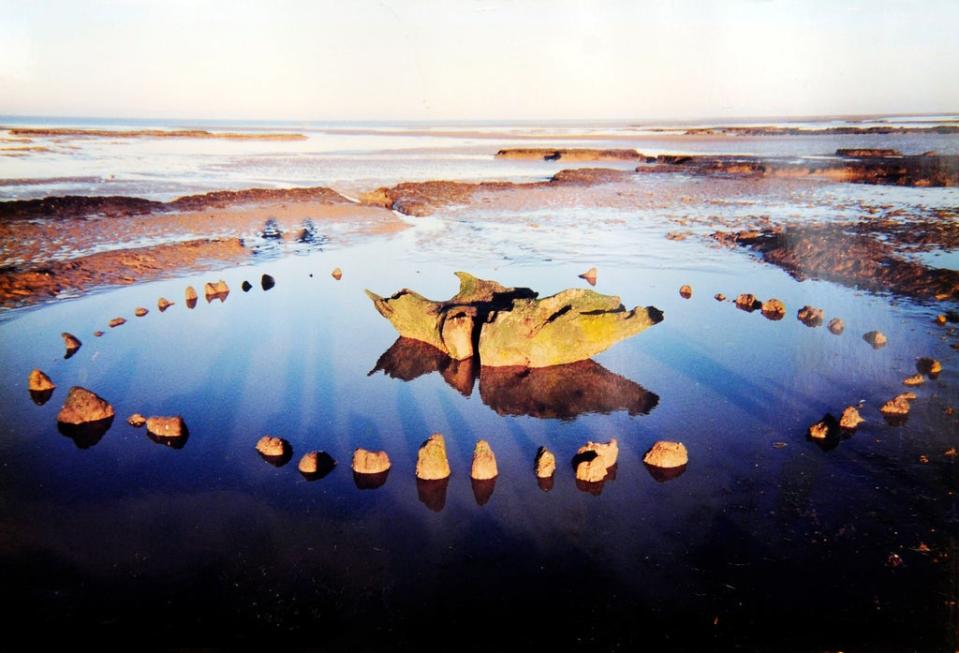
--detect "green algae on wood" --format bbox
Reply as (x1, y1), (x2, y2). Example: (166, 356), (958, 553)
(366, 272), (663, 368)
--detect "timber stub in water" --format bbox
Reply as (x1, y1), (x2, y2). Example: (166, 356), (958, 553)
(365, 272), (663, 368)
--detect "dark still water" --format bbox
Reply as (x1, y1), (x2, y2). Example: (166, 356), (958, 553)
(1, 190), (957, 650)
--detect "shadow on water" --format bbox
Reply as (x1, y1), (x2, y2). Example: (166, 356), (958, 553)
(146, 425), (191, 450)
(57, 417), (114, 449)
(370, 337), (659, 420)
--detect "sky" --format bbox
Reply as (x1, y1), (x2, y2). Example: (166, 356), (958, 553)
(1, 0), (957, 121)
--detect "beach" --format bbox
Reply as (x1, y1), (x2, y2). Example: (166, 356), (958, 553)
(1, 116), (958, 649)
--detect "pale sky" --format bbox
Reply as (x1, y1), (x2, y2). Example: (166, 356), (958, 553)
(1, 0), (957, 121)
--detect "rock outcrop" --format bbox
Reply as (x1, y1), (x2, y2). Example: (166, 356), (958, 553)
(496, 148), (641, 162)
(863, 330), (887, 348)
(808, 414), (839, 440)
(367, 272), (662, 368)
(471, 440), (498, 480)
(128, 413), (146, 427)
(416, 433), (451, 480)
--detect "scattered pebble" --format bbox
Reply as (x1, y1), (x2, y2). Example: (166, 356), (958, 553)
(918, 454), (929, 464)
(827, 318), (845, 335)
(578, 267), (598, 286)
(94, 330), (104, 337)
(471, 440), (498, 480)
(241, 280), (252, 292)
(261, 274), (275, 291)
(945, 447), (957, 458)
(157, 297), (174, 311)
(134, 307), (148, 317)
(127, 413), (146, 427)
(903, 374), (925, 386)
(935, 314), (947, 326)
(185, 285), (198, 302)
(714, 293), (726, 302)
(416, 433), (451, 480)
(863, 330), (887, 348)
(577, 438), (619, 468)
(796, 305), (824, 327)
(331, 267), (343, 280)
(109, 317), (126, 328)
(679, 284), (692, 299)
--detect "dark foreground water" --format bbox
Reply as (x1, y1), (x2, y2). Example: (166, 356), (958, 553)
(1, 178), (957, 651)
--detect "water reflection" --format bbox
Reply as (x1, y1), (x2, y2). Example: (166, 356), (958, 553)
(471, 477), (496, 506)
(644, 463), (687, 482)
(353, 469), (389, 490)
(146, 427), (190, 450)
(29, 389), (54, 406)
(57, 417), (114, 449)
(416, 477), (450, 512)
(370, 338), (659, 420)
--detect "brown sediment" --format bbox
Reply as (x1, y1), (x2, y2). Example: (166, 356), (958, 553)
(0, 186), (350, 221)
(495, 148), (641, 162)
(359, 167), (635, 216)
(637, 153), (959, 187)
(0, 238), (248, 309)
(713, 225), (959, 301)
(4, 127), (307, 141)
(672, 125), (959, 136)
